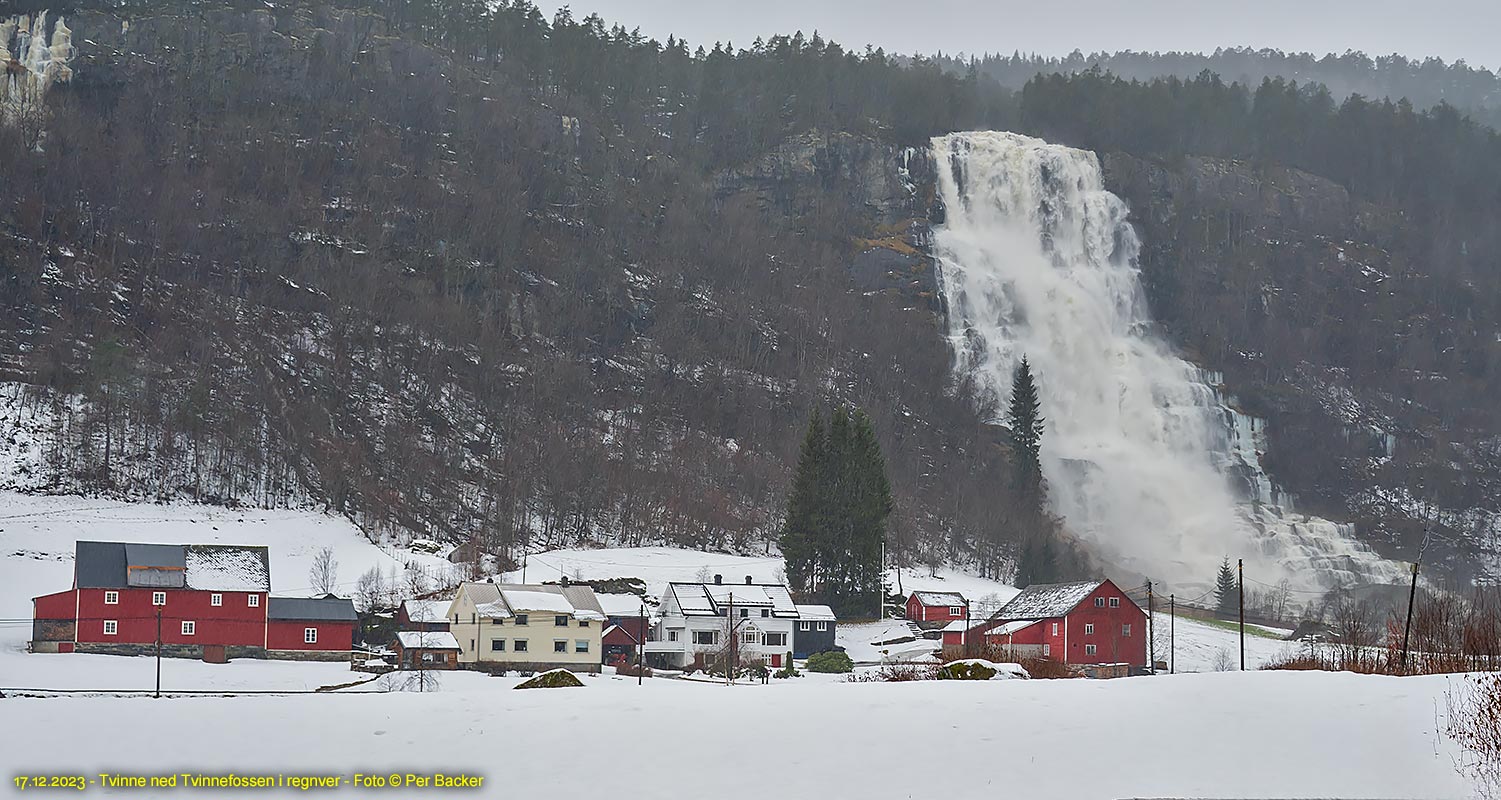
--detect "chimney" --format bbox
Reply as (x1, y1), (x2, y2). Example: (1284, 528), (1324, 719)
(745, 575), (753, 585)
(560, 576), (569, 587)
(713, 574), (722, 585)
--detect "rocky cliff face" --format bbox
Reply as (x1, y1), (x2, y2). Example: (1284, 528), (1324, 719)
(1103, 152), (1498, 579)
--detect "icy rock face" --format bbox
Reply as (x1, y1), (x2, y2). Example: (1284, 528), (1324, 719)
(1, 10), (74, 124)
(929, 130), (1405, 594)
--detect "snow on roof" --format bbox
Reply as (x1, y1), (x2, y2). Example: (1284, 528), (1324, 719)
(983, 620), (1038, 637)
(705, 583), (775, 606)
(184, 545), (272, 592)
(401, 599), (453, 622)
(503, 589), (575, 614)
(397, 631), (460, 650)
(913, 591), (967, 607)
(796, 604), (836, 621)
(595, 592), (647, 618)
(459, 582), (605, 621)
(669, 583), (717, 616)
(997, 581), (1102, 620)
(939, 619), (972, 633)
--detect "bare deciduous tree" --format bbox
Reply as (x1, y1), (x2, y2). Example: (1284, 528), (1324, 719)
(309, 547), (339, 595)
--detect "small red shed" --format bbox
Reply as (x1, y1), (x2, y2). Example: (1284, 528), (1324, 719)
(905, 591), (968, 628)
(266, 596), (358, 656)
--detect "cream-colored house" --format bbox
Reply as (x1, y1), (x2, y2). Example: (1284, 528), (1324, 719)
(448, 582), (605, 673)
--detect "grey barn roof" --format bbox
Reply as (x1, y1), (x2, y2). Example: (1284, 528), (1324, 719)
(996, 581), (1103, 620)
(74, 541), (271, 592)
(268, 596), (358, 622)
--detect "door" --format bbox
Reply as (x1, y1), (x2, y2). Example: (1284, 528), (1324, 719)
(771, 653), (782, 668)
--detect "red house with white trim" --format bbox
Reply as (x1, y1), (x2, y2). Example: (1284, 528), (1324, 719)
(906, 591), (968, 628)
(31, 541), (355, 661)
(942, 580), (1147, 669)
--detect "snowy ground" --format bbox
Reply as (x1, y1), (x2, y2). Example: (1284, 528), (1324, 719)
(2, 670), (1469, 798)
(1153, 611), (1298, 672)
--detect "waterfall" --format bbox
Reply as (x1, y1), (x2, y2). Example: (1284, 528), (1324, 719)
(930, 131), (1406, 595)
(1, 11), (75, 128)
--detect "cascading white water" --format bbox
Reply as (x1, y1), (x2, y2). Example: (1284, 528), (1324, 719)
(930, 131), (1406, 595)
(1, 11), (75, 126)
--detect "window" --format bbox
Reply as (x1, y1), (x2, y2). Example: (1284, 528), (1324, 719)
(210, 593), (222, 607)
(421, 653), (438, 663)
(104, 591), (119, 605)
(1094, 597), (1105, 607)
(816, 621), (828, 632)
(1084, 623), (1095, 635)
(471, 614), (476, 624)
(765, 632), (787, 647)
(799, 621), (810, 631)
(742, 630), (759, 645)
(740, 608), (749, 618)
(1122, 624), (1132, 636)
(555, 615), (569, 627)
(949, 605), (963, 616)
(181, 621), (196, 636)
(575, 639), (589, 653)
(491, 639), (505, 651)
(103, 620), (118, 635)
(1051, 622), (1059, 636)
(248, 594), (259, 607)
(760, 609), (769, 618)
(693, 630), (717, 646)
(1043, 643), (1051, 656)
(514, 639), (528, 652)
(1085, 644), (1097, 655)
(578, 620), (588, 628)
(152, 591), (166, 606)
(515, 614), (529, 626)
(554, 640), (567, 653)
(667, 630), (680, 642)
(1109, 597), (1120, 608)
(304, 627), (317, 644)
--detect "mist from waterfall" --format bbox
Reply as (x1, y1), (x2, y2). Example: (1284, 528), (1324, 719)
(930, 130), (1405, 594)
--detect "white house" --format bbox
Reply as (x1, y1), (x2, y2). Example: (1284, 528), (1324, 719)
(448, 582), (606, 673)
(645, 575), (800, 670)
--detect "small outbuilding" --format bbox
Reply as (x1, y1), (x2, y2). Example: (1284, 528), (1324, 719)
(906, 591), (968, 629)
(395, 631), (462, 670)
(793, 604), (837, 658)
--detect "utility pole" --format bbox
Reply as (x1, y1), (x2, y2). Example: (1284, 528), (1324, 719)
(727, 592), (735, 687)
(1400, 523), (1430, 675)
(963, 603), (972, 659)
(1238, 558), (1245, 671)
(638, 602), (646, 686)
(1146, 580), (1155, 673)
(1169, 594), (1175, 675)
(155, 609), (163, 699)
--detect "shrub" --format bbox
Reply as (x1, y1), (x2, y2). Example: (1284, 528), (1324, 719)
(806, 650), (854, 673)
(937, 660), (997, 680)
(514, 669), (584, 689)
(1447, 672), (1501, 798)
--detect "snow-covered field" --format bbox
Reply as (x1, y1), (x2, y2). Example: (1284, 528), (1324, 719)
(2, 670), (1469, 798)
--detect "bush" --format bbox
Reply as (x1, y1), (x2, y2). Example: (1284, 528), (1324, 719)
(938, 660), (997, 680)
(806, 651), (854, 673)
(1447, 672), (1501, 798)
(514, 669), (584, 689)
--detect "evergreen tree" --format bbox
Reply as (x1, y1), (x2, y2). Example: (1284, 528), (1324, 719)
(1007, 357), (1045, 500)
(779, 406), (892, 618)
(1214, 557), (1239, 617)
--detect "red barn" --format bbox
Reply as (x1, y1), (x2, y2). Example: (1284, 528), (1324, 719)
(266, 596), (358, 656)
(957, 580), (1147, 670)
(905, 591), (968, 628)
(32, 541), (270, 656)
(31, 541), (355, 662)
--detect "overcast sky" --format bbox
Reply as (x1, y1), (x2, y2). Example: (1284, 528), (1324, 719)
(536, 0), (1500, 70)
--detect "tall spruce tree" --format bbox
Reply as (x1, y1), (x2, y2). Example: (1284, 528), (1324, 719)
(1214, 557), (1239, 617)
(1008, 357), (1046, 500)
(779, 406), (892, 617)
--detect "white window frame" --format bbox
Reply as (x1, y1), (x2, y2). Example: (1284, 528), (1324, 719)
(104, 591), (119, 605)
(1109, 597), (1121, 608)
(103, 620), (118, 635)
(1042, 643), (1050, 656)
(765, 632), (787, 647)
(491, 638), (505, 652)
(1122, 624), (1132, 636)
(210, 593), (223, 607)
(575, 639), (589, 653)
(948, 605), (964, 616)
(181, 620), (196, 636)
(1051, 622), (1058, 636)
(304, 627), (318, 644)
(248, 594), (260, 607)
(816, 621), (828, 632)
(667, 629), (680, 642)
(553, 639), (568, 653)
(799, 621), (810, 631)
(692, 630), (717, 646)
(152, 591), (166, 606)
(742, 630), (759, 645)
(1084, 623), (1094, 635)
(1094, 597), (1105, 608)
(1085, 644), (1097, 655)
